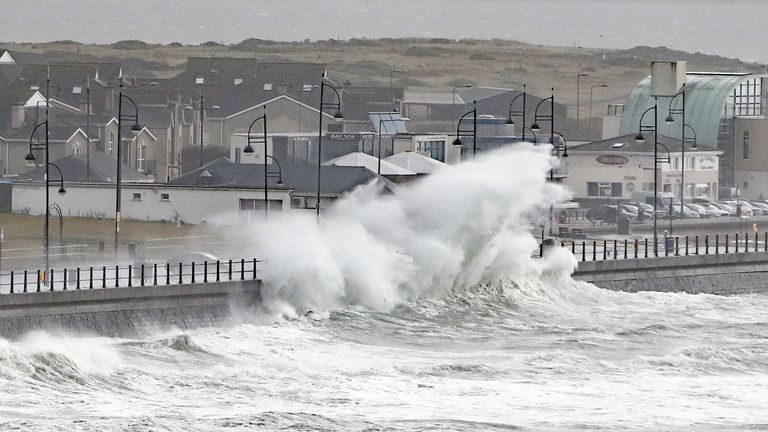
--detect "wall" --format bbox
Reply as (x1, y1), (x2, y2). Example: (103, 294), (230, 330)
(0, 279), (261, 338)
(573, 251), (768, 295)
(735, 116), (768, 200)
(11, 182), (291, 224)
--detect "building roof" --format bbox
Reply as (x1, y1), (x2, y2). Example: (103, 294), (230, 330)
(569, 132), (720, 154)
(324, 152), (416, 176)
(619, 72), (768, 148)
(16, 151), (151, 183)
(169, 157), (386, 195)
(385, 151), (445, 174)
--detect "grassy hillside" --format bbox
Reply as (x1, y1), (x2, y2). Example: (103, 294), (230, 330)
(4, 38), (765, 112)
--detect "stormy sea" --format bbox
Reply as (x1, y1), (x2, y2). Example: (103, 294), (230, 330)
(1, 144), (767, 431)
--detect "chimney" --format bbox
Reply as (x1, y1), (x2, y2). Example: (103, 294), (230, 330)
(11, 103), (25, 129)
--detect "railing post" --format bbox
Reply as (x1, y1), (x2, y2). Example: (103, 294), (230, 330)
(581, 241), (586, 262)
(140, 265), (145, 286)
(613, 240), (617, 260)
(9, 271), (13, 294)
(253, 258), (258, 279)
(128, 265), (133, 287)
(664, 236), (668, 257)
(63, 268), (67, 291)
(714, 235), (718, 254)
(166, 263), (170, 286)
(624, 239), (628, 259)
(76, 267), (80, 290)
(50, 269), (54, 291)
(23, 270), (28, 293)
(736, 234), (740, 253)
(204, 261), (208, 283)
(571, 241), (575, 255)
(89, 267), (93, 289)
(644, 238), (648, 258)
(179, 263), (183, 285)
(191, 262), (196, 284)
(228, 259), (233, 280)
(115, 265), (120, 287)
(37, 270), (41, 292)
(102, 266), (107, 288)
(756, 232), (759, 252)
(216, 260), (220, 282)
(674, 236), (679, 256)
(685, 236), (689, 256)
(765, 232), (767, 251)
(153, 264), (158, 286)
(634, 238), (638, 259)
(603, 240), (607, 260)
(725, 234), (729, 253)
(241, 259), (245, 280)
(592, 241), (597, 261)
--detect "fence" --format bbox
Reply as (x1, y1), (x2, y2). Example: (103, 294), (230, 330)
(552, 232), (768, 262)
(0, 258), (261, 294)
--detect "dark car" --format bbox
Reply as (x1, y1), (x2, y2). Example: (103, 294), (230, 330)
(586, 205), (620, 224)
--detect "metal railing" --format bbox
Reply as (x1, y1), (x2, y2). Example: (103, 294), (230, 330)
(548, 231), (768, 262)
(0, 258), (261, 294)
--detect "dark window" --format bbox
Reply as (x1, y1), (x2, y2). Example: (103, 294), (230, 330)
(416, 140), (445, 162)
(743, 131), (750, 159)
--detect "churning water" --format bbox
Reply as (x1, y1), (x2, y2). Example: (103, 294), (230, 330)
(1, 145), (767, 431)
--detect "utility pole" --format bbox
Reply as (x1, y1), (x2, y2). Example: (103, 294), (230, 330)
(86, 75), (91, 182)
(200, 94), (205, 169)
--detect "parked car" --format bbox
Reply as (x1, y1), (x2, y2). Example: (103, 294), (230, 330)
(586, 205), (636, 224)
(750, 201), (768, 215)
(714, 202), (737, 216)
(723, 201), (754, 217)
(684, 203), (711, 218)
(701, 203), (729, 217)
(628, 201), (658, 221)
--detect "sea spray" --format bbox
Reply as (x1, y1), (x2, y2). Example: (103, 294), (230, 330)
(245, 144), (572, 313)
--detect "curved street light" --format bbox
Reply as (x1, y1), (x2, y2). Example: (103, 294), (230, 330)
(665, 84), (688, 218)
(316, 79), (343, 219)
(636, 98), (662, 253)
(453, 100), (477, 157)
(114, 78), (142, 254)
(507, 84), (527, 141)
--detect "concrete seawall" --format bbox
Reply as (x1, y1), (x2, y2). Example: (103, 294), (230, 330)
(573, 252), (768, 295)
(0, 280), (261, 338)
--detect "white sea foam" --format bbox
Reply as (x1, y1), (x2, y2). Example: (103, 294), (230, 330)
(244, 144), (570, 313)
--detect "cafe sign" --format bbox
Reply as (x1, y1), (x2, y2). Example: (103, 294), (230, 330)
(596, 155), (629, 165)
(699, 155), (717, 170)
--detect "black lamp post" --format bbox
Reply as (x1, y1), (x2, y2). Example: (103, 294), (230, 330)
(316, 80), (343, 219)
(665, 84), (688, 218)
(588, 83), (609, 138)
(506, 85), (527, 141)
(114, 79), (142, 254)
(243, 108), (283, 219)
(25, 111), (67, 279)
(531, 88), (556, 180)
(635, 98), (663, 254)
(377, 117), (408, 175)
(453, 100), (477, 157)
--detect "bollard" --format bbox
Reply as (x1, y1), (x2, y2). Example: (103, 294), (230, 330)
(695, 235), (699, 255)
(561, 241), (565, 248)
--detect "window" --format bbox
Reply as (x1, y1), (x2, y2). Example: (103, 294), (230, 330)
(239, 198), (282, 220)
(160, 193), (170, 202)
(673, 157), (679, 170)
(72, 86), (82, 94)
(108, 132), (115, 156)
(663, 184), (672, 193)
(235, 147), (241, 164)
(416, 139), (446, 162)
(132, 192), (142, 201)
(686, 156), (696, 170)
(587, 182), (622, 197)
(263, 83), (273, 91)
(195, 77), (205, 84)
(137, 143), (146, 172)
(72, 143), (81, 155)
(234, 78), (243, 85)
(743, 131), (750, 159)
(302, 84), (313, 92)
(642, 182), (654, 192)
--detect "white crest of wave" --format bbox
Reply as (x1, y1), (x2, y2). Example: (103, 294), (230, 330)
(0, 331), (123, 376)
(247, 144), (573, 313)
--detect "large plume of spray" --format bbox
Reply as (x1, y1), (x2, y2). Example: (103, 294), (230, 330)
(245, 143), (575, 313)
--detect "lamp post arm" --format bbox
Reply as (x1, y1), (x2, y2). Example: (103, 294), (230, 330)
(638, 106), (657, 132)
